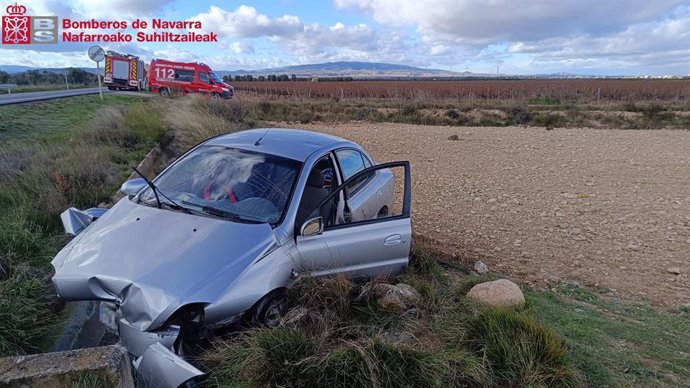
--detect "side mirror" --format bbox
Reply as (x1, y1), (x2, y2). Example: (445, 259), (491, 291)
(120, 178), (147, 196)
(300, 217), (323, 237)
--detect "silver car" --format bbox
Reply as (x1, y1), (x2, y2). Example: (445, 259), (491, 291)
(51, 128), (412, 387)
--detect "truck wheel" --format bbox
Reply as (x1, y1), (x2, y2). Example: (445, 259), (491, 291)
(211, 92), (221, 99)
(107, 86), (116, 91)
(159, 88), (170, 97)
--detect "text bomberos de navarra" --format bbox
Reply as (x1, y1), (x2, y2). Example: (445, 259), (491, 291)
(61, 19), (218, 43)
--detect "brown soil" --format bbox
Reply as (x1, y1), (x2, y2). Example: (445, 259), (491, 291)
(297, 122), (690, 307)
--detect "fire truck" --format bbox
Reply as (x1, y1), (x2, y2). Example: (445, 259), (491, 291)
(103, 51), (147, 91)
(148, 59), (234, 99)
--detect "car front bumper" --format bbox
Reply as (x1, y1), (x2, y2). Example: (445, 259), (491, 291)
(101, 302), (204, 387)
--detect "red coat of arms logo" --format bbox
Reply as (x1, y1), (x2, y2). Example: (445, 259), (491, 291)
(2, 3), (30, 44)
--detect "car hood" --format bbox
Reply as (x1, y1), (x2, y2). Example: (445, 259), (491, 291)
(51, 197), (277, 331)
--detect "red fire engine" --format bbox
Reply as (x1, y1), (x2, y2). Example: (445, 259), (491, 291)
(103, 51), (147, 91)
(148, 59), (234, 99)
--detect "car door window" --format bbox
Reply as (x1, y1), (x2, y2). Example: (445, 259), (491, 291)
(199, 72), (209, 84)
(306, 162), (411, 229)
(336, 149), (373, 195)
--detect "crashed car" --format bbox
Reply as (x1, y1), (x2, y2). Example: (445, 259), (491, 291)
(51, 128), (412, 387)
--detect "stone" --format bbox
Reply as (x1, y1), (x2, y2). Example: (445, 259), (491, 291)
(395, 283), (423, 305)
(473, 260), (489, 275)
(667, 267), (681, 275)
(0, 345), (133, 387)
(372, 283), (422, 312)
(467, 279), (525, 308)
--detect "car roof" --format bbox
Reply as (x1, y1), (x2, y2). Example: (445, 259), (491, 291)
(203, 128), (357, 161)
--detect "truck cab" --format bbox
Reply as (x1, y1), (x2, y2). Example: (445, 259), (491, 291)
(148, 59), (234, 99)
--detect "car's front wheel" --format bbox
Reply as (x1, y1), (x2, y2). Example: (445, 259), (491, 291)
(250, 290), (287, 327)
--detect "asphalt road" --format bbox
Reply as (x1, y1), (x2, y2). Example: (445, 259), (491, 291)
(0, 87), (109, 105)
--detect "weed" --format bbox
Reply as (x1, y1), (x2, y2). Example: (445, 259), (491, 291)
(508, 105), (532, 124)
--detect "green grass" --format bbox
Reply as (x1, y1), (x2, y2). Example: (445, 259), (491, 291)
(0, 95), (151, 141)
(201, 248), (578, 387)
(10, 84), (93, 94)
(200, 243), (690, 387)
(530, 285), (690, 387)
(0, 95), (164, 356)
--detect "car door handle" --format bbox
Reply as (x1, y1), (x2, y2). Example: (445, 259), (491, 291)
(384, 234), (402, 246)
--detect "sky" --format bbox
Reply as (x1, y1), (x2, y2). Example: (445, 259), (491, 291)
(0, 0), (688, 75)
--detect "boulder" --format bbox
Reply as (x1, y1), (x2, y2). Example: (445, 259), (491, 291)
(467, 279), (525, 308)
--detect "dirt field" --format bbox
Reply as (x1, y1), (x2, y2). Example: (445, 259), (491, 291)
(298, 122), (690, 307)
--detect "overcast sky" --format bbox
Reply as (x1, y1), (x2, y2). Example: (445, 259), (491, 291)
(1, 0), (688, 75)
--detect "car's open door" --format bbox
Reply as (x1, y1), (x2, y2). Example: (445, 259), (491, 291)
(295, 161), (411, 279)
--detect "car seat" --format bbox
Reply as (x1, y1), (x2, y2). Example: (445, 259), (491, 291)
(296, 169), (330, 229)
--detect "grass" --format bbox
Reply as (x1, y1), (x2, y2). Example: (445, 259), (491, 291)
(0, 95), (166, 355)
(531, 285), (690, 387)
(199, 243), (690, 387)
(226, 93), (690, 129)
(10, 84), (93, 94)
(200, 246), (578, 387)
(0, 95), (150, 141)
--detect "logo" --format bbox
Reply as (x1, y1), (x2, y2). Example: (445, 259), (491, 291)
(2, 3), (57, 44)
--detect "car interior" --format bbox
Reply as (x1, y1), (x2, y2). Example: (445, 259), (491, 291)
(296, 156), (339, 230)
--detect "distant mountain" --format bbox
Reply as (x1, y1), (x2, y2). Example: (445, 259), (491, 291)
(0, 65), (97, 74)
(0, 65), (34, 74)
(218, 61), (469, 79)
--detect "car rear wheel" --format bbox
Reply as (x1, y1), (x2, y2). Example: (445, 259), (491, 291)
(250, 290), (287, 327)
(159, 88), (171, 97)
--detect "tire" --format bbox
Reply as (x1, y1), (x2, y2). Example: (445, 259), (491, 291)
(250, 290), (287, 327)
(159, 88), (170, 97)
(107, 86), (116, 90)
(211, 92), (221, 99)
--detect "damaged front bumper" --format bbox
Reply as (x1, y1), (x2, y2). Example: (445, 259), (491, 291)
(101, 302), (204, 387)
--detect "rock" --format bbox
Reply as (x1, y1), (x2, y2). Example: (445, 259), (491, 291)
(467, 279), (525, 308)
(0, 345), (133, 387)
(667, 267), (681, 275)
(395, 283), (422, 305)
(473, 260), (489, 275)
(372, 283), (422, 312)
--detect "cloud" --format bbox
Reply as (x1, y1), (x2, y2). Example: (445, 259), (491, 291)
(335, 0), (687, 45)
(71, 0), (175, 18)
(230, 42), (255, 55)
(508, 11), (690, 72)
(192, 5), (303, 38)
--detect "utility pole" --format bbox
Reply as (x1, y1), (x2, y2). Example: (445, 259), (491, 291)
(63, 70), (69, 90)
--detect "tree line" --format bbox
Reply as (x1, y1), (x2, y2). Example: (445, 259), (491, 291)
(0, 68), (97, 86)
(222, 74), (355, 82)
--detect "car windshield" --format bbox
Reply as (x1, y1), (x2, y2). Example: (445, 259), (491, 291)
(210, 71), (223, 83)
(139, 145), (301, 224)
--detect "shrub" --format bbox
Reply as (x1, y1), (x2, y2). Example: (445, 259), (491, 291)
(466, 308), (579, 387)
(445, 109), (460, 119)
(508, 105), (532, 124)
